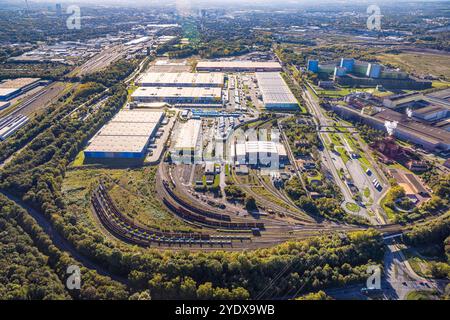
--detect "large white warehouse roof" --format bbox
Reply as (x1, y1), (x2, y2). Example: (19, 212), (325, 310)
(111, 110), (163, 123)
(138, 72), (224, 87)
(132, 87), (222, 99)
(85, 135), (150, 153)
(256, 72), (298, 106)
(196, 60), (282, 71)
(173, 119), (202, 151)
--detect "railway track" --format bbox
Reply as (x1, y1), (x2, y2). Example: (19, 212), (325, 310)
(91, 183), (248, 248)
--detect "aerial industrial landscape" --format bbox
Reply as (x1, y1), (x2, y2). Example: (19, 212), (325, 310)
(0, 0), (449, 307)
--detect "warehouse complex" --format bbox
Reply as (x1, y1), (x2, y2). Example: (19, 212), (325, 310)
(132, 71), (224, 107)
(84, 110), (164, 159)
(256, 72), (299, 110)
(0, 78), (43, 101)
(131, 87), (222, 106)
(196, 61), (282, 72)
(137, 72), (224, 87)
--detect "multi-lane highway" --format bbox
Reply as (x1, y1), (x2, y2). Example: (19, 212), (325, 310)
(301, 84), (393, 224)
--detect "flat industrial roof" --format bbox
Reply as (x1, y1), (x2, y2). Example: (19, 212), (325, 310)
(138, 72), (224, 86)
(196, 60), (282, 69)
(132, 87), (222, 99)
(256, 72), (298, 105)
(413, 105), (448, 116)
(111, 110), (163, 123)
(427, 88), (450, 101)
(84, 110), (163, 154)
(0, 88), (19, 97)
(173, 119), (201, 150)
(98, 122), (158, 137)
(85, 135), (150, 153)
(0, 78), (40, 89)
(236, 141), (287, 156)
(235, 143), (247, 157)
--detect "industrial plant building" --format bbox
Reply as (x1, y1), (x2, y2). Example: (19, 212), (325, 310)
(382, 89), (450, 124)
(196, 61), (282, 72)
(331, 104), (450, 152)
(131, 87), (222, 106)
(307, 57), (431, 90)
(230, 141), (288, 167)
(84, 110), (164, 159)
(256, 72), (299, 110)
(0, 78), (43, 101)
(137, 72), (225, 88)
(171, 119), (202, 163)
(412, 106), (449, 122)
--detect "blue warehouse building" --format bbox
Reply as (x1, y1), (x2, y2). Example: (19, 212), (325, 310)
(84, 110), (164, 160)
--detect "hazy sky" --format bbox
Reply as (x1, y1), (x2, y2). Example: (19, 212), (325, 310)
(2, 0), (438, 10)
(9, 0), (434, 4)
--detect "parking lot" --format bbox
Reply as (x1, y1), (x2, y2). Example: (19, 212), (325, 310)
(145, 113), (175, 163)
(224, 73), (263, 114)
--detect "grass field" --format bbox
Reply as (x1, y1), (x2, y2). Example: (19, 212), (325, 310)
(329, 133), (343, 146)
(250, 186), (293, 210)
(182, 21), (200, 45)
(345, 202), (360, 213)
(72, 151), (85, 167)
(62, 167), (198, 233)
(406, 290), (439, 300)
(363, 187), (370, 198)
(377, 52), (450, 80)
(336, 146), (350, 164)
(380, 193), (396, 221)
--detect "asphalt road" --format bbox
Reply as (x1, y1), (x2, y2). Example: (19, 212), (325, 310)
(302, 89), (364, 214)
(302, 87), (389, 224)
(326, 240), (447, 300)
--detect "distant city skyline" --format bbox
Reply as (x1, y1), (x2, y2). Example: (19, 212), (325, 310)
(1, 0), (439, 5)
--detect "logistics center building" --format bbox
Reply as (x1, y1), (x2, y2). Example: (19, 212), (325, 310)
(196, 61), (282, 72)
(171, 119), (202, 163)
(256, 72), (299, 110)
(131, 87), (222, 106)
(231, 141), (288, 167)
(137, 72), (224, 88)
(84, 110), (164, 159)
